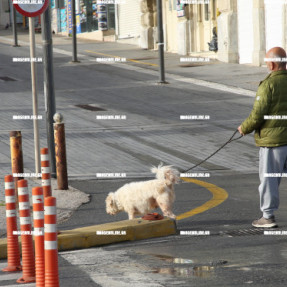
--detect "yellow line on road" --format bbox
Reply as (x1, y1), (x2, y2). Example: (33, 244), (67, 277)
(127, 58), (158, 67)
(176, 178), (228, 220)
(85, 50), (158, 67)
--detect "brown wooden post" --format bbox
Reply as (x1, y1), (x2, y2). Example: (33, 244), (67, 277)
(9, 131), (24, 197)
(53, 113), (68, 190)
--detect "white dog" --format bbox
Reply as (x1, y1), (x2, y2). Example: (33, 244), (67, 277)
(105, 164), (180, 219)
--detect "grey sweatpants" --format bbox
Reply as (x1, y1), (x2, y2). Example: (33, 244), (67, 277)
(259, 145), (287, 218)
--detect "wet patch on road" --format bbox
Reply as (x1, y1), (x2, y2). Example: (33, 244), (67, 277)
(150, 254), (228, 279)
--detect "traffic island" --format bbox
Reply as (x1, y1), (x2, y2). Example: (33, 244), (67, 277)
(0, 218), (177, 259)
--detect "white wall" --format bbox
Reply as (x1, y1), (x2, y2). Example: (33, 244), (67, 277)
(264, 0), (285, 51)
(237, 0), (254, 64)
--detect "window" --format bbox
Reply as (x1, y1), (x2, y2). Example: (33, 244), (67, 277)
(54, 0), (65, 9)
(212, 0), (216, 20)
(198, 5), (202, 22)
(204, 3), (209, 21)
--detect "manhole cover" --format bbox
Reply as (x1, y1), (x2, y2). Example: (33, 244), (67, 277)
(0, 76), (17, 81)
(75, 104), (106, 111)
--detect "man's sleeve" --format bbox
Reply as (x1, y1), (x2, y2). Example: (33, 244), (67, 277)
(241, 83), (271, 135)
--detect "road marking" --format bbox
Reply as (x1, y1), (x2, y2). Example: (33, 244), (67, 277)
(85, 50), (158, 67)
(127, 58), (158, 67)
(176, 178), (228, 220)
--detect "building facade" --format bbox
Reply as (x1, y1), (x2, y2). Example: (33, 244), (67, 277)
(51, 0), (116, 41)
(218, 0), (287, 65)
(0, 1), (10, 26)
(50, 0), (287, 66)
(139, 0), (218, 54)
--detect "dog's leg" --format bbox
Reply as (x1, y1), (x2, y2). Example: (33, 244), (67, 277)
(164, 211), (176, 219)
(157, 201), (176, 219)
(128, 210), (135, 220)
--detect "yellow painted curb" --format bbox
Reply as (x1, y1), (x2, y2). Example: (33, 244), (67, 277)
(0, 218), (177, 259)
(58, 218), (177, 251)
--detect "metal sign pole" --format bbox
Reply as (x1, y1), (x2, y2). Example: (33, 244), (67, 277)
(156, 0), (166, 83)
(41, 4), (57, 178)
(29, 17), (41, 176)
(11, 1), (19, 47)
(71, 0), (79, 62)
(12, 0), (50, 177)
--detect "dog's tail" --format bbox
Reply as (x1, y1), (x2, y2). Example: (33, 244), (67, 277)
(151, 163), (180, 185)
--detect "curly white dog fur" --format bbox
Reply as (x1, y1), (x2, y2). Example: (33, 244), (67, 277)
(105, 164), (180, 219)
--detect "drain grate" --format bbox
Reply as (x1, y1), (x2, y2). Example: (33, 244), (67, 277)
(0, 76), (17, 82)
(220, 228), (266, 237)
(179, 64), (205, 68)
(75, 104), (106, 111)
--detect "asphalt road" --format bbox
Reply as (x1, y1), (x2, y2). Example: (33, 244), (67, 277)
(57, 173), (287, 287)
(1, 30), (287, 286)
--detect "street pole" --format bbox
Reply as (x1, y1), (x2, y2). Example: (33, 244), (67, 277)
(156, 0), (166, 83)
(11, 1), (19, 47)
(41, 4), (57, 178)
(29, 17), (41, 176)
(71, 0), (79, 62)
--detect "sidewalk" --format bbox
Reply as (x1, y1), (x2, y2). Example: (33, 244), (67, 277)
(0, 25), (268, 92)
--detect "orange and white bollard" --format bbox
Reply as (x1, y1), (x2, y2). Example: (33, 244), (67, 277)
(2, 175), (22, 272)
(41, 148), (52, 198)
(17, 179), (36, 284)
(44, 196), (59, 287)
(32, 187), (45, 287)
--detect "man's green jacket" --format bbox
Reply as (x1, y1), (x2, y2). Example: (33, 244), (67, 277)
(241, 70), (287, 147)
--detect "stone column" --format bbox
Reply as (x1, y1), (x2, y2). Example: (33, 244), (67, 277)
(177, 6), (189, 55)
(217, 0), (239, 63)
(140, 0), (156, 49)
(252, 0), (266, 66)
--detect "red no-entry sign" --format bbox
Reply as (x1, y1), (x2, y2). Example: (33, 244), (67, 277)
(13, 0), (49, 18)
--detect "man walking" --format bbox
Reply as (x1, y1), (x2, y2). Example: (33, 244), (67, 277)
(238, 47), (287, 228)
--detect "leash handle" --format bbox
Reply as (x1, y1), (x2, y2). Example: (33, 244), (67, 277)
(180, 130), (243, 174)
